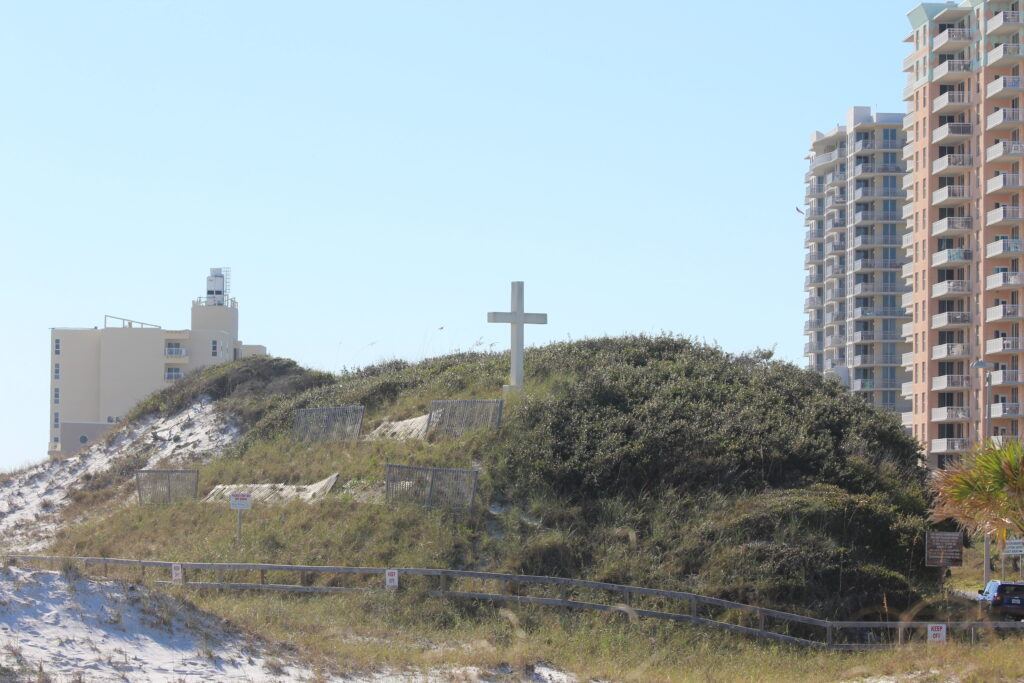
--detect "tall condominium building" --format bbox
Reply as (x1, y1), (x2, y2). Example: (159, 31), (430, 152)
(49, 268), (266, 457)
(804, 107), (912, 414)
(901, 2), (1024, 468)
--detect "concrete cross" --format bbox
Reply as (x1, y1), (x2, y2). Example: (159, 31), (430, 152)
(487, 281), (547, 390)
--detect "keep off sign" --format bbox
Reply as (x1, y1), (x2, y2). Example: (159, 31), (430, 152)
(385, 569), (399, 590)
(925, 531), (963, 568)
(229, 492), (252, 510)
(171, 563), (183, 584)
(927, 624), (947, 643)
(1005, 539), (1024, 557)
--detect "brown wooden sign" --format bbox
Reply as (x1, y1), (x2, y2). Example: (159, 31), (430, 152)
(926, 531), (963, 567)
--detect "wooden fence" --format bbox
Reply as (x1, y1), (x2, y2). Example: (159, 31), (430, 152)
(6, 554), (1024, 650)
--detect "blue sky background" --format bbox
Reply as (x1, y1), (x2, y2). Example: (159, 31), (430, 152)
(0, 0), (911, 469)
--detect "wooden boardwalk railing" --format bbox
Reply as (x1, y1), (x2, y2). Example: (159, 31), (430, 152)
(6, 554), (1023, 650)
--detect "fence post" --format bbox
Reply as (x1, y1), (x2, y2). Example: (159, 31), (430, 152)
(898, 625), (904, 646)
(826, 623), (834, 648)
(970, 625), (975, 645)
(758, 611), (765, 632)
(259, 569), (267, 585)
(426, 470), (436, 507)
(689, 599), (697, 618)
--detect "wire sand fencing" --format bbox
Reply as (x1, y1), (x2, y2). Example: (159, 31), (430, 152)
(136, 470), (199, 505)
(385, 464), (479, 510)
(293, 405), (365, 442)
(426, 399), (503, 438)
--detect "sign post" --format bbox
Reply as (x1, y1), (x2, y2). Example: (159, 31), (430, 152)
(229, 492), (252, 542)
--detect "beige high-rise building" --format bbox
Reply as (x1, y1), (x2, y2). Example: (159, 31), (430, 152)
(804, 107), (912, 414)
(49, 268), (266, 457)
(901, 2), (1024, 468)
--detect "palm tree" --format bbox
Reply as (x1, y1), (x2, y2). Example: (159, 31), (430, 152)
(932, 439), (1024, 540)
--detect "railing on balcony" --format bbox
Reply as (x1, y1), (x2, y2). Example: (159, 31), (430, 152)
(991, 403), (1024, 419)
(931, 343), (971, 360)
(932, 374), (971, 390)
(932, 248), (972, 266)
(988, 205), (1024, 225)
(988, 43), (1024, 65)
(986, 271), (1024, 289)
(986, 304), (1024, 321)
(987, 337), (1023, 354)
(988, 108), (1024, 131)
(932, 311), (971, 328)
(931, 216), (972, 236)
(931, 279), (971, 297)
(933, 27), (974, 48)
(931, 406), (970, 422)
(987, 238), (1024, 257)
(987, 173), (1023, 194)
(987, 76), (1024, 98)
(931, 438), (970, 454)
(987, 140), (1024, 161)
(932, 185), (970, 204)
(164, 347), (188, 358)
(932, 90), (970, 112)
(992, 370), (1022, 386)
(933, 60), (973, 81)
(989, 11), (1023, 35)
(932, 153), (974, 174)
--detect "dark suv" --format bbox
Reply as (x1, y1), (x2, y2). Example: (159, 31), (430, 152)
(990, 583), (1024, 620)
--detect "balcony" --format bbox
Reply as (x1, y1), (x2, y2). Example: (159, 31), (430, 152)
(824, 334), (846, 347)
(164, 347), (189, 363)
(986, 140), (1024, 163)
(986, 304), (1024, 322)
(991, 403), (1023, 419)
(902, 231), (915, 249)
(824, 310), (848, 325)
(901, 261), (915, 279)
(810, 148), (843, 170)
(988, 11), (1023, 36)
(932, 90), (971, 114)
(987, 238), (1024, 258)
(805, 273), (824, 287)
(931, 438), (970, 455)
(824, 264), (846, 279)
(851, 330), (901, 343)
(988, 337), (1023, 354)
(826, 171), (846, 188)
(902, 321), (915, 338)
(991, 370), (1023, 387)
(903, 142), (916, 161)
(902, 172), (915, 191)
(932, 374), (970, 391)
(805, 296), (823, 310)
(806, 181), (825, 197)
(851, 307), (908, 320)
(902, 202), (916, 220)
(932, 153), (973, 174)
(932, 185), (970, 207)
(824, 193), (847, 209)
(988, 108), (1024, 131)
(851, 258), (901, 273)
(987, 205), (1024, 226)
(987, 77), (1024, 99)
(931, 279), (970, 297)
(933, 122), (970, 145)
(164, 369), (184, 382)
(805, 227), (824, 244)
(854, 282), (904, 296)
(931, 311), (972, 329)
(933, 27), (974, 50)
(804, 341), (823, 354)
(853, 139), (902, 153)
(851, 379), (875, 392)
(824, 287), (846, 302)
(902, 291), (915, 308)
(933, 218), (970, 239)
(902, 351), (915, 367)
(992, 435), (1021, 447)
(851, 163), (905, 178)
(825, 241), (846, 256)
(903, 110), (915, 128)
(932, 59), (973, 83)
(931, 248), (972, 267)
(853, 234), (902, 248)
(825, 218), (847, 232)
(987, 173), (1023, 195)
(931, 343), (971, 360)
(853, 187), (906, 201)
(988, 43), (1024, 67)
(804, 318), (824, 332)
(931, 406), (970, 422)
(902, 381), (915, 397)
(851, 354), (901, 367)
(986, 271), (1024, 290)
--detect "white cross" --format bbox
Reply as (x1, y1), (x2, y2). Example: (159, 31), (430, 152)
(487, 281), (547, 389)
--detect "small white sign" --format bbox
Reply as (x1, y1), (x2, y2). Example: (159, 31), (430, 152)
(385, 569), (399, 590)
(229, 492), (252, 510)
(171, 563), (183, 584)
(927, 624), (947, 643)
(1005, 539), (1024, 556)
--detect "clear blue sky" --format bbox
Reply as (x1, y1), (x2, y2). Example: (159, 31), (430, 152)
(0, 0), (911, 469)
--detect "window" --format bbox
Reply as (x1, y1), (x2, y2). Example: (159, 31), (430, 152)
(53, 338), (61, 356)
(53, 363), (60, 380)
(53, 388), (59, 405)
(165, 367), (184, 381)
(53, 412), (59, 428)
(52, 436), (59, 444)
(211, 340), (218, 357)
(79, 435), (88, 445)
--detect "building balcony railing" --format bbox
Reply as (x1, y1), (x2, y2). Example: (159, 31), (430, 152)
(805, 296), (823, 310)
(931, 311), (972, 329)
(932, 406), (970, 422)
(824, 265), (846, 279)
(932, 122), (973, 144)
(851, 258), (902, 272)
(991, 370), (1023, 387)
(987, 107), (1024, 131)
(851, 330), (902, 343)
(933, 27), (974, 50)
(901, 261), (915, 279)
(986, 304), (1024, 322)
(824, 310), (848, 325)
(931, 215), (972, 237)
(850, 354), (902, 367)
(932, 184), (971, 206)
(805, 228), (825, 244)
(902, 321), (915, 338)
(902, 172), (915, 191)
(902, 291), (915, 308)
(902, 380), (915, 397)
(825, 334), (846, 347)
(824, 287), (846, 302)
(805, 274), (824, 287)
(932, 374), (970, 391)
(852, 187), (907, 201)
(988, 11), (1024, 36)
(931, 343), (971, 360)
(987, 205), (1024, 226)
(989, 42), (1024, 67)
(825, 218), (847, 231)
(991, 402), (1024, 419)
(902, 141), (916, 161)
(804, 319), (824, 332)
(987, 173), (1023, 195)
(852, 211), (903, 225)
(826, 171), (846, 188)
(851, 307), (908, 320)
(853, 234), (902, 248)
(987, 238), (1024, 258)
(164, 370), (184, 382)
(902, 231), (915, 249)
(987, 76), (1024, 99)
(931, 438), (971, 454)
(806, 181), (825, 197)
(853, 139), (903, 153)
(805, 341), (823, 354)
(987, 140), (1024, 163)
(853, 281), (905, 296)
(902, 202), (917, 220)
(986, 271), (1024, 290)
(987, 336), (1023, 354)
(932, 153), (974, 174)
(810, 148), (844, 170)
(932, 60), (973, 83)
(931, 279), (970, 297)
(931, 248), (972, 267)
(932, 90), (972, 114)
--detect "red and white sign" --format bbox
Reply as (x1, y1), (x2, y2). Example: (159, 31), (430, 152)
(171, 563), (183, 584)
(927, 624), (947, 643)
(229, 492), (252, 510)
(385, 569), (399, 590)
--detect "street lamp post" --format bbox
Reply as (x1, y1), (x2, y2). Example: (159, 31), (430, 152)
(972, 359), (995, 585)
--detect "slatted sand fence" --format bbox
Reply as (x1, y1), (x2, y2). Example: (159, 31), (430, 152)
(12, 554), (1023, 650)
(384, 464), (479, 510)
(426, 399), (503, 438)
(293, 405), (365, 442)
(135, 470), (199, 505)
